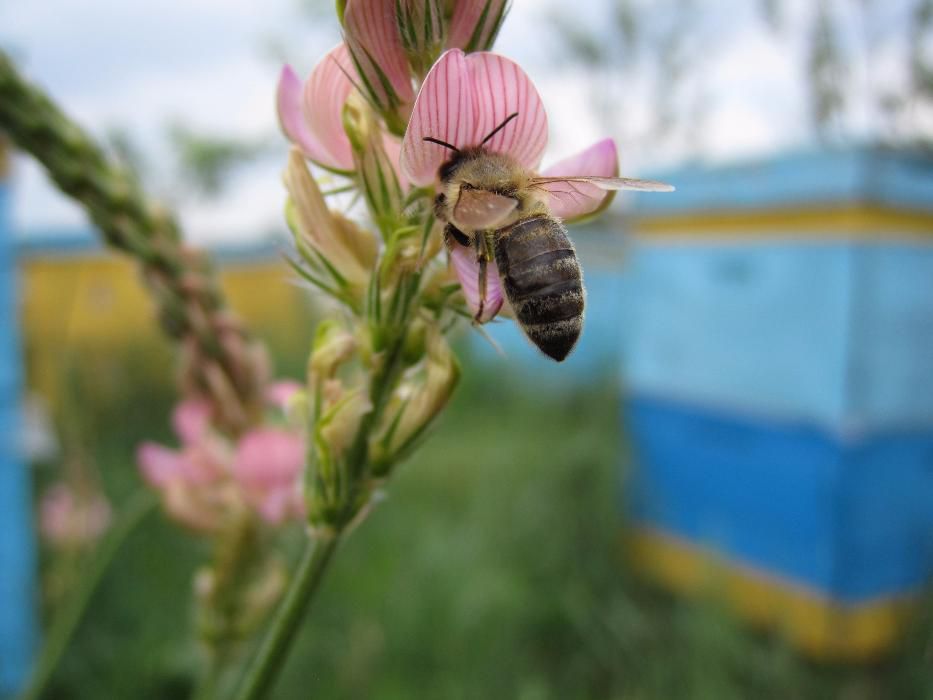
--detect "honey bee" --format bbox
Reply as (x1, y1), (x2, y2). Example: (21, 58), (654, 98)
(428, 113), (673, 362)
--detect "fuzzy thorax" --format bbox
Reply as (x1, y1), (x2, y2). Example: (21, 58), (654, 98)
(435, 147), (549, 232)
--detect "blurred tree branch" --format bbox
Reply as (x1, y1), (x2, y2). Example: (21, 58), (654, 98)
(168, 123), (270, 197)
(549, 0), (933, 157)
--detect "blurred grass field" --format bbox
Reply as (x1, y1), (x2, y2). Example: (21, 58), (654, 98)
(29, 343), (933, 700)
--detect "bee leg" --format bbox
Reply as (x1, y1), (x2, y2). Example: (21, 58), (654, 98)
(444, 223), (471, 248)
(473, 231), (496, 323)
(475, 254), (488, 322)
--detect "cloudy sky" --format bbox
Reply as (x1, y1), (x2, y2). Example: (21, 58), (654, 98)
(1, 0), (923, 243)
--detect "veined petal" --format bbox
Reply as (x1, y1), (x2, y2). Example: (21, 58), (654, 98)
(301, 44), (357, 172)
(467, 52), (547, 170)
(277, 65), (331, 163)
(401, 49), (475, 186)
(448, 241), (503, 323)
(539, 138), (619, 221)
(344, 0), (414, 112)
(448, 0), (510, 52)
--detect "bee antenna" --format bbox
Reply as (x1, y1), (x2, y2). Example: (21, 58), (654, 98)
(423, 136), (460, 153)
(481, 112), (519, 146)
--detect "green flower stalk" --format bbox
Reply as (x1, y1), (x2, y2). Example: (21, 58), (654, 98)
(4, 0), (670, 696)
(252, 0), (674, 685)
(0, 50), (291, 699)
(0, 50), (269, 436)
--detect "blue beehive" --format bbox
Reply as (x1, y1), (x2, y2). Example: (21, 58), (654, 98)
(0, 144), (37, 693)
(622, 147), (933, 658)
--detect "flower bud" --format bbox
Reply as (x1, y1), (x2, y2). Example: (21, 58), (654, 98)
(343, 2), (414, 136)
(395, 0), (446, 78)
(39, 482), (111, 549)
(308, 319), (356, 382)
(285, 149), (375, 292)
(332, 212), (379, 271)
(318, 389), (372, 461)
(447, 0), (511, 53)
(343, 95), (404, 239)
(372, 329), (459, 472)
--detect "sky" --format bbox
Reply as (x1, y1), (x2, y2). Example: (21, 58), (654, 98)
(1, 0), (924, 244)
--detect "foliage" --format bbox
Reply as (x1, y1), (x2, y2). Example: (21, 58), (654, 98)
(34, 358), (933, 700)
(549, 0), (933, 153)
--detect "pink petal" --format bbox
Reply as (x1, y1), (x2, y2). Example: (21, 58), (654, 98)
(448, 241), (504, 323)
(137, 443), (187, 488)
(448, 0), (509, 52)
(539, 138), (619, 221)
(277, 65), (333, 164)
(233, 429), (305, 524)
(401, 49), (476, 186)
(467, 52), (548, 171)
(344, 0), (414, 111)
(172, 399), (212, 446)
(301, 44), (357, 172)
(266, 380), (303, 409)
(182, 441), (230, 485)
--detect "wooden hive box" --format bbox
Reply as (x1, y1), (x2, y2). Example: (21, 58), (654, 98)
(622, 147), (933, 659)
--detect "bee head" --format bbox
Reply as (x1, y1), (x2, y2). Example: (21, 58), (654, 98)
(425, 112), (522, 186)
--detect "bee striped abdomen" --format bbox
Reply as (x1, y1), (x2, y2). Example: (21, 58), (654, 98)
(495, 216), (584, 362)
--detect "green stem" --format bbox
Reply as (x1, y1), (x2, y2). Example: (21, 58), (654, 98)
(192, 650), (231, 700)
(230, 532), (340, 700)
(230, 318), (410, 700)
(19, 491), (157, 700)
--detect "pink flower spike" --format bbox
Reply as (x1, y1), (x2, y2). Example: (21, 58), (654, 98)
(233, 429), (306, 525)
(344, 0), (415, 111)
(448, 241), (504, 323)
(277, 65), (332, 165)
(540, 138), (619, 222)
(401, 50), (547, 186)
(172, 399), (212, 446)
(300, 45), (357, 172)
(448, 0), (510, 52)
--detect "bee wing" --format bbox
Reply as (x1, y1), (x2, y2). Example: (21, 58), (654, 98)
(453, 188), (519, 230)
(531, 175), (675, 192)
(531, 175), (674, 223)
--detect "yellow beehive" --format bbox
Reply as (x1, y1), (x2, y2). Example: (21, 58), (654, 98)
(18, 240), (315, 405)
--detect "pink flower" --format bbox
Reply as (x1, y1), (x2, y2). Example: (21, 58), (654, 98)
(277, 0), (510, 168)
(277, 45), (409, 184)
(137, 400), (233, 532)
(399, 49), (621, 322)
(232, 429), (306, 526)
(137, 397), (308, 530)
(39, 482), (111, 549)
(277, 45), (357, 173)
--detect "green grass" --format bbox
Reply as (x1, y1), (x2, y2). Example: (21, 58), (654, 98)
(32, 356), (933, 700)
